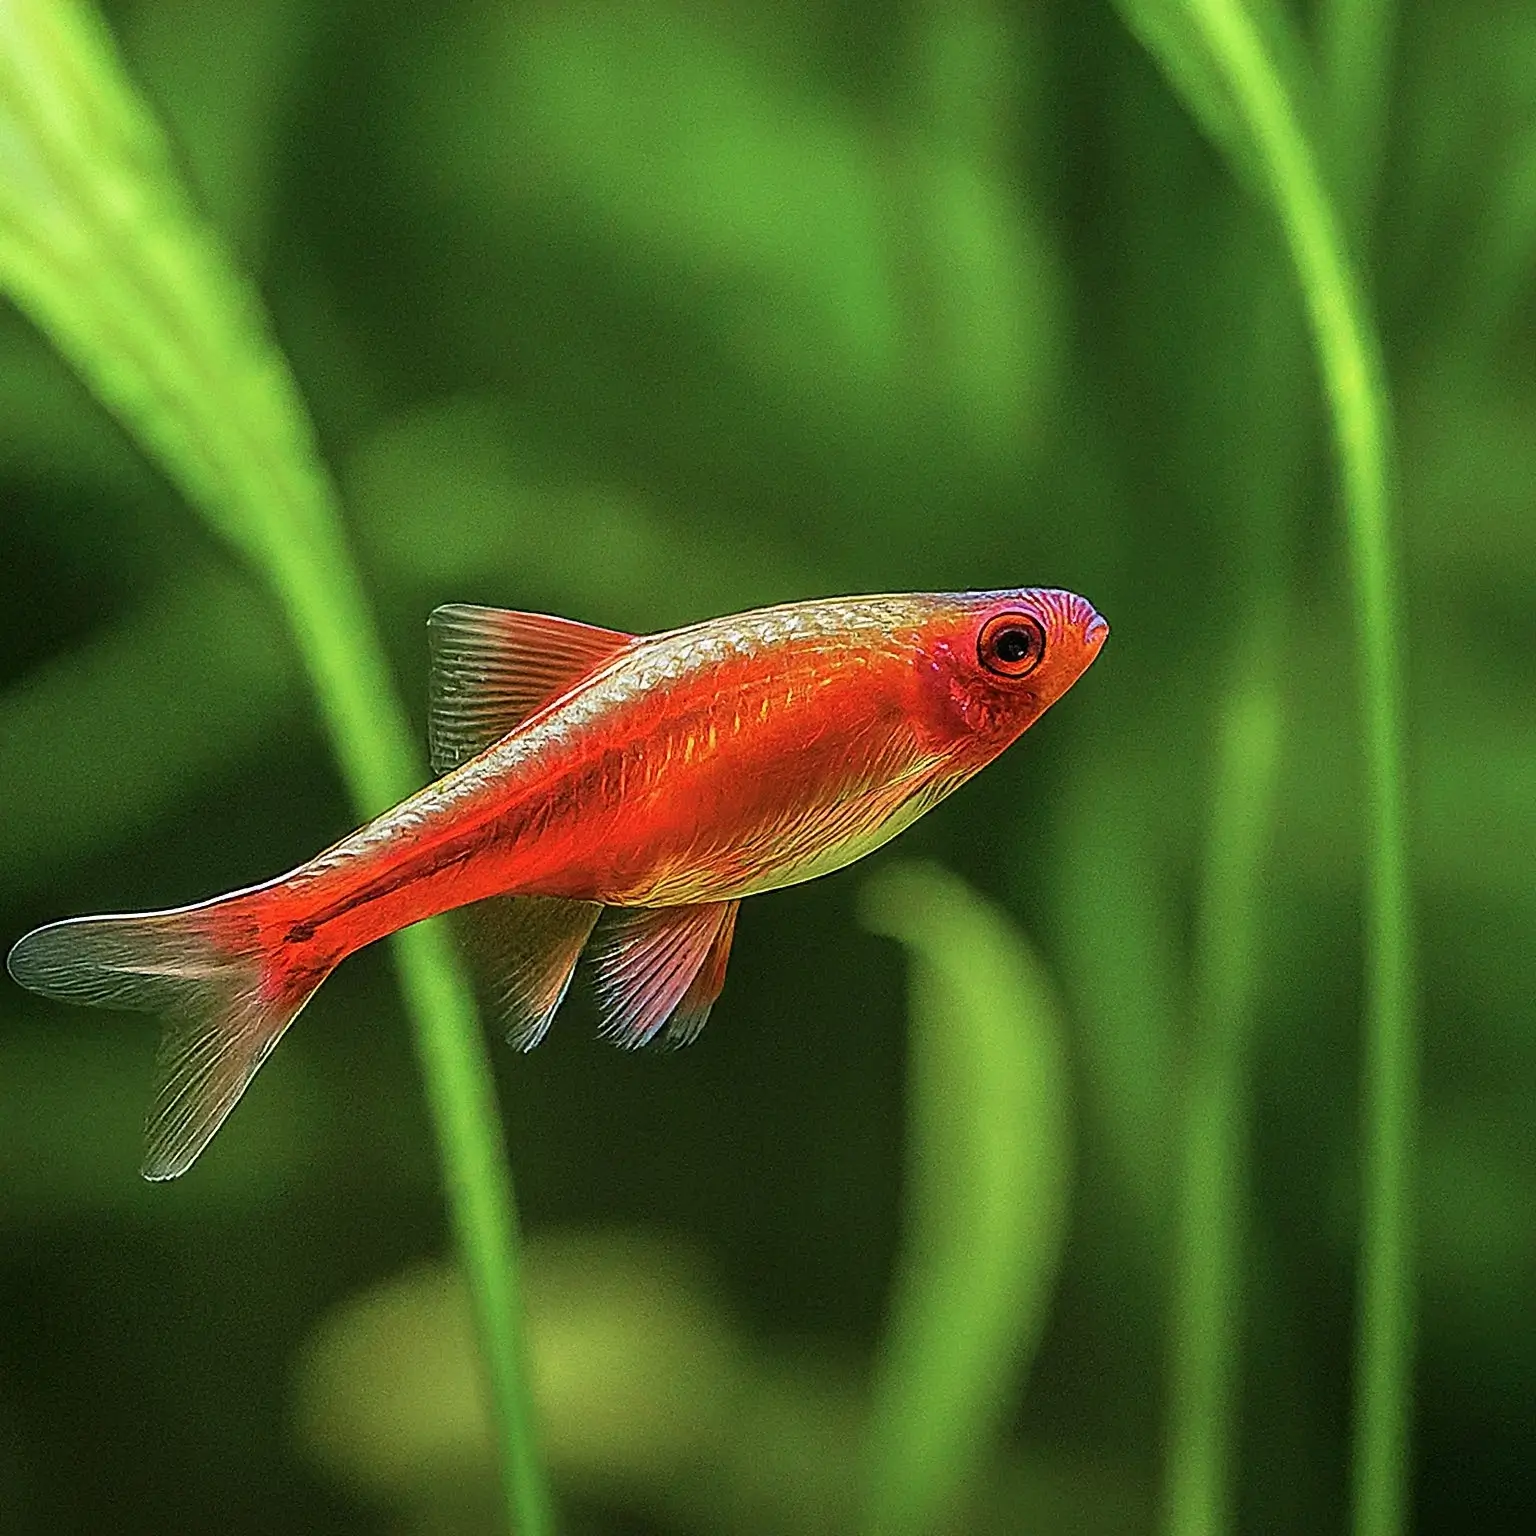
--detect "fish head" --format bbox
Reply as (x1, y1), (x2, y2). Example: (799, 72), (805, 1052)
(910, 588), (1108, 759)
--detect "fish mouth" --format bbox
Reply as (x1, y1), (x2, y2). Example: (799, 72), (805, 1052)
(1084, 611), (1109, 649)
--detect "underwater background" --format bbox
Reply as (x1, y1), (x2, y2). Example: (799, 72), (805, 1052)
(1, 1), (1531, 1532)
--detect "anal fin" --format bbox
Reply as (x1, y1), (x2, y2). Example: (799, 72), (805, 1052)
(588, 901), (740, 1048)
(456, 894), (603, 1048)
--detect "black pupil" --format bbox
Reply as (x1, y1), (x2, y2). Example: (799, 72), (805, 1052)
(993, 626), (1037, 664)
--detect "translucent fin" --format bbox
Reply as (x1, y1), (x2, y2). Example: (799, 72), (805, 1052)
(588, 902), (738, 1048)
(455, 894), (603, 1049)
(661, 900), (739, 1047)
(7, 911), (325, 1180)
(428, 603), (636, 773)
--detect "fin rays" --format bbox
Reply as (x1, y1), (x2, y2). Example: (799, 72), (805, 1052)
(454, 896), (741, 1050)
(143, 983), (319, 1179)
(7, 912), (326, 1180)
(455, 894), (603, 1049)
(428, 604), (635, 773)
(588, 901), (740, 1047)
(7, 885), (740, 1181)
(662, 900), (739, 1047)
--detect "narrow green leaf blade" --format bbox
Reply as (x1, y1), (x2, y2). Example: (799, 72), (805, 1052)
(1112, 7), (1417, 1536)
(1112, 0), (1320, 199)
(0, 5), (551, 1531)
(860, 860), (1073, 1536)
(1163, 613), (1284, 1536)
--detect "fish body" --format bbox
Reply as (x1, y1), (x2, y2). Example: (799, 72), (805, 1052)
(8, 588), (1106, 1177)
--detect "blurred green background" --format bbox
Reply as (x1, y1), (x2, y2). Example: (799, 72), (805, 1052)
(1, 1), (1532, 1532)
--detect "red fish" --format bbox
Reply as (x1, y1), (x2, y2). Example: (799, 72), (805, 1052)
(9, 589), (1106, 1177)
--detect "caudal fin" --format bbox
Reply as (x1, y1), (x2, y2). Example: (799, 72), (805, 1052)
(7, 905), (327, 1179)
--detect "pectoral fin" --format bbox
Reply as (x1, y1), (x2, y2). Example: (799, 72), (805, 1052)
(588, 901), (740, 1047)
(428, 604), (636, 772)
(456, 894), (603, 1048)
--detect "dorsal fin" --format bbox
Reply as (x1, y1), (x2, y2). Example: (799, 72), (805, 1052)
(427, 604), (637, 773)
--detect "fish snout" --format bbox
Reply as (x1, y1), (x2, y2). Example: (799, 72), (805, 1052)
(1068, 591), (1107, 652)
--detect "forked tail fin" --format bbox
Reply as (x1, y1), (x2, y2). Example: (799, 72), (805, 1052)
(7, 904), (329, 1179)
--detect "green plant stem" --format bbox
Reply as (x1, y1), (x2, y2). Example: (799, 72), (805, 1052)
(1163, 619), (1282, 1536)
(1176, 6), (1416, 1536)
(0, 4), (549, 1530)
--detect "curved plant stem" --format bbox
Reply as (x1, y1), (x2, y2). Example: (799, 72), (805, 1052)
(1163, 615), (1282, 1536)
(0, 4), (550, 1530)
(1175, 6), (1416, 1535)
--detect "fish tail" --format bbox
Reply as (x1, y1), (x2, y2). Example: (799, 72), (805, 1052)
(7, 893), (333, 1180)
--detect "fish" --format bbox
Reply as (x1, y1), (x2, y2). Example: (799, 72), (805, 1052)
(7, 588), (1107, 1178)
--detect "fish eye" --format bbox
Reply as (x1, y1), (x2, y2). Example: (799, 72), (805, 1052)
(978, 613), (1047, 679)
